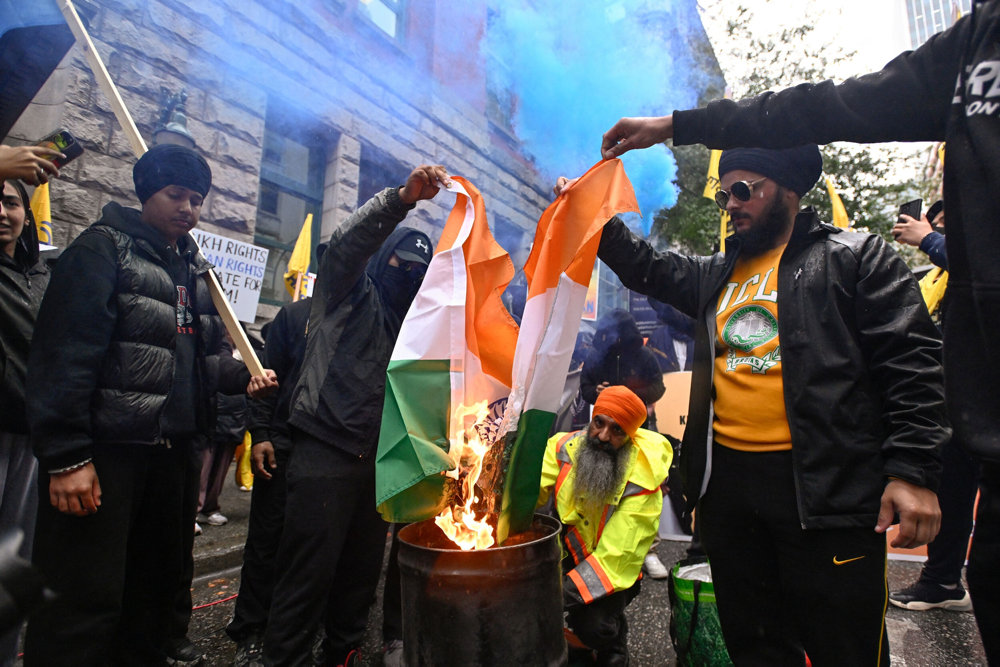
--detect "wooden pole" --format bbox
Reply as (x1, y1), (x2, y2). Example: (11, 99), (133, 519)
(58, 0), (266, 377)
(292, 272), (303, 303)
(58, 0), (147, 156)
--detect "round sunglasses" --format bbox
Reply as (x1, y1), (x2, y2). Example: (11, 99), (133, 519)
(715, 177), (768, 209)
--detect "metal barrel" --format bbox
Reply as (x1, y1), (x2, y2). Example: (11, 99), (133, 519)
(398, 513), (567, 666)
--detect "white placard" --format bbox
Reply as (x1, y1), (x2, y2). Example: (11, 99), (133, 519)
(190, 229), (269, 323)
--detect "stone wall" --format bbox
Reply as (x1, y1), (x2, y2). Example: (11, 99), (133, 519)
(9, 0), (553, 321)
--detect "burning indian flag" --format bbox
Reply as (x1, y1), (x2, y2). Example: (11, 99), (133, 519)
(376, 176), (518, 549)
(376, 161), (638, 548)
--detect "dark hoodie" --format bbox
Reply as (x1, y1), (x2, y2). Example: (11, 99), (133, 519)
(580, 309), (665, 406)
(0, 180), (49, 433)
(288, 187), (425, 457)
(27, 201), (233, 471)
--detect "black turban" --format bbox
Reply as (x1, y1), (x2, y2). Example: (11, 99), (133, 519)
(133, 144), (212, 203)
(718, 145), (822, 198)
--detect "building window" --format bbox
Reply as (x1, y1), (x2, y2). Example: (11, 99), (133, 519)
(254, 106), (333, 306)
(485, 8), (516, 133)
(906, 0), (971, 47)
(358, 0), (403, 39)
(357, 141), (410, 208)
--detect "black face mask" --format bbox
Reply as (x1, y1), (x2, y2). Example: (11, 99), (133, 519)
(380, 265), (423, 317)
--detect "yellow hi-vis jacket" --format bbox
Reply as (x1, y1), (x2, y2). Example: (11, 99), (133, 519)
(537, 428), (672, 606)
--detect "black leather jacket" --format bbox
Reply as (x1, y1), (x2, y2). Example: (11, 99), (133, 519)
(598, 211), (949, 529)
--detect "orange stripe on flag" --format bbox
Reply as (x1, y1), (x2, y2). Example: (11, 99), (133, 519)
(438, 176), (519, 386)
(524, 159), (639, 298)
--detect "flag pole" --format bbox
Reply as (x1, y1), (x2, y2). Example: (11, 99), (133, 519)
(293, 273), (303, 302)
(57, 0), (265, 377)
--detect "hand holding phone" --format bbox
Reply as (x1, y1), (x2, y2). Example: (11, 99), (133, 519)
(0, 145), (61, 185)
(897, 199), (922, 223)
(38, 130), (84, 169)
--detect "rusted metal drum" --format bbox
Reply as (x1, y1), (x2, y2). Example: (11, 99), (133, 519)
(398, 513), (566, 666)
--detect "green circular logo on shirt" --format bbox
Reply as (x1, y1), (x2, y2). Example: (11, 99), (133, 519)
(722, 305), (778, 352)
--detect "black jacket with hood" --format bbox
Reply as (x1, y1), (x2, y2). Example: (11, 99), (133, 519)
(248, 296), (311, 451)
(27, 201), (243, 472)
(287, 187), (420, 458)
(0, 181), (49, 433)
(598, 211), (949, 530)
(671, 0), (1000, 461)
(580, 309), (665, 406)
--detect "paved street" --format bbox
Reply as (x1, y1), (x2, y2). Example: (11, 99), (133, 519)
(176, 472), (989, 666)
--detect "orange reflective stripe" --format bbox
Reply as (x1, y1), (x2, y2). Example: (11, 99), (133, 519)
(595, 504), (613, 544)
(586, 556), (615, 595)
(567, 568), (594, 604)
(555, 463), (571, 498)
(555, 431), (577, 464)
(564, 526), (589, 564)
(621, 482), (657, 498)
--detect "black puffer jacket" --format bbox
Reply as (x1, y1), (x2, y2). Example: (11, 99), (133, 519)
(27, 202), (238, 471)
(287, 187), (418, 457)
(599, 211), (950, 530)
(671, 0), (1000, 461)
(0, 181), (49, 433)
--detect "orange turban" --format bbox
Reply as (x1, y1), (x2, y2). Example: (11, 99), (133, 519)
(593, 385), (646, 438)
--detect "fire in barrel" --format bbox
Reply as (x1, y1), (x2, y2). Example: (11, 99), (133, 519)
(376, 163), (640, 666)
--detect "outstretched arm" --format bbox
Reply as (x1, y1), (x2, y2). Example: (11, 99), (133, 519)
(600, 116), (675, 160)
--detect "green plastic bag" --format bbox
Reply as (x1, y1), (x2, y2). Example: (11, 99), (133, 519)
(668, 561), (733, 667)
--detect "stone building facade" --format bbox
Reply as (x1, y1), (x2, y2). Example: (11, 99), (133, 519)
(8, 0), (722, 325)
(10, 0), (554, 321)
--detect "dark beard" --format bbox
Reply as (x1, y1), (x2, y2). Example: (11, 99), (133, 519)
(573, 434), (632, 516)
(732, 188), (792, 257)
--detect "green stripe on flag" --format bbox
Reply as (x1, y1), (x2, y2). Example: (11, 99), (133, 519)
(497, 407), (556, 543)
(376, 358), (454, 522)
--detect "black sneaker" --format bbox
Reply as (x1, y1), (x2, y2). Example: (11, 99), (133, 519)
(889, 580), (972, 611)
(166, 636), (204, 665)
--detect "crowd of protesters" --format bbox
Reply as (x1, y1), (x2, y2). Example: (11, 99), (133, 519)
(2, 4), (1000, 666)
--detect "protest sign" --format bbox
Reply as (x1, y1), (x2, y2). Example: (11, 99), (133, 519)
(191, 229), (269, 323)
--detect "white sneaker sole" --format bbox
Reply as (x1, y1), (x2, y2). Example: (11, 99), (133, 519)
(889, 591), (972, 612)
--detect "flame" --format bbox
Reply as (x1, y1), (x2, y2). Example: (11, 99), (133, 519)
(434, 401), (496, 550)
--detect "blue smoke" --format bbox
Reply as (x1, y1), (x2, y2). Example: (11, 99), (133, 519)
(485, 0), (703, 233)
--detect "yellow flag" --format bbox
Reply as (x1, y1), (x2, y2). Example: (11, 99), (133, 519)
(703, 148), (731, 252)
(29, 182), (53, 244)
(919, 267), (949, 316)
(703, 149), (722, 200)
(824, 177), (850, 228)
(283, 213), (313, 299)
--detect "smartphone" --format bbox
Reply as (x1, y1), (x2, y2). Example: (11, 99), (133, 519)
(898, 199), (922, 222)
(37, 130), (84, 168)
(926, 199), (944, 225)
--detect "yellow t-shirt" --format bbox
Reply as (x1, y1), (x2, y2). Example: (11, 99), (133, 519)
(713, 244), (792, 452)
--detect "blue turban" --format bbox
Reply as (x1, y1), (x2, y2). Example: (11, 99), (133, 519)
(718, 145), (822, 197)
(133, 144), (212, 203)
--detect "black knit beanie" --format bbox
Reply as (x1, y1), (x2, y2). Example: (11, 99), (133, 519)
(133, 144), (212, 203)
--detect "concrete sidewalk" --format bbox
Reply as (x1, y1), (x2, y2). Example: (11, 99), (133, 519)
(192, 464), (989, 665)
(192, 463), (254, 577)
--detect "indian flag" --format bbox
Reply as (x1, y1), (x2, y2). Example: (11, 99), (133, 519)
(376, 176), (519, 522)
(496, 158), (639, 541)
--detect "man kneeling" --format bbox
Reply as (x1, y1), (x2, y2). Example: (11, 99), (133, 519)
(539, 385), (672, 666)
